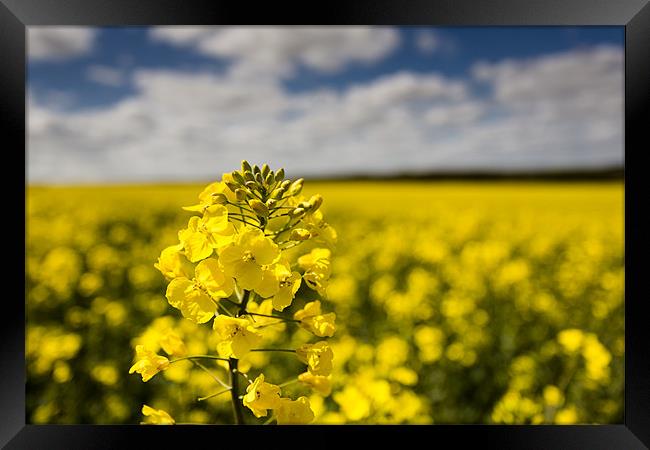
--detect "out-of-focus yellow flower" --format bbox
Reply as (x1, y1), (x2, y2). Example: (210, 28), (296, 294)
(543, 385), (564, 407)
(91, 364), (119, 386)
(414, 325), (444, 363)
(298, 371), (332, 396)
(376, 336), (409, 368)
(557, 329), (585, 353)
(555, 406), (579, 424)
(219, 228), (280, 290)
(242, 373), (281, 418)
(213, 315), (262, 358)
(275, 396), (315, 424)
(296, 341), (333, 376)
(160, 330), (187, 357)
(334, 385), (371, 421)
(129, 345), (170, 382)
(582, 334), (612, 382)
(389, 367), (418, 386)
(140, 405), (175, 425)
(293, 300), (336, 337)
(298, 248), (331, 296)
(52, 361), (72, 383)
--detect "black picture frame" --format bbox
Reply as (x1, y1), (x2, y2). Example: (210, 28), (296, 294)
(4, 0), (649, 448)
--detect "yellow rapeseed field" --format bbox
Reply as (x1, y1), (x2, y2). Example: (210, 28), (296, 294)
(26, 180), (624, 424)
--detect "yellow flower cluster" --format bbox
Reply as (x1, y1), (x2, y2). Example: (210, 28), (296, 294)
(129, 162), (337, 424)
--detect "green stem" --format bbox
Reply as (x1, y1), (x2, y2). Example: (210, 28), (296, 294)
(216, 301), (235, 317)
(245, 312), (300, 323)
(198, 387), (232, 402)
(169, 355), (230, 363)
(237, 290), (251, 317)
(278, 378), (299, 388)
(229, 216), (262, 229)
(229, 358), (245, 425)
(227, 201), (254, 213)
(190, 359), (230, 389)
(250, 348), (296, 353)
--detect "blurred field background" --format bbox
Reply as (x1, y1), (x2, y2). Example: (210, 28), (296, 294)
(26, 180), (624, 424)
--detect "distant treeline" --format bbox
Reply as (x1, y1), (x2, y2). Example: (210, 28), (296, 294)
(303, 167), (624, 182)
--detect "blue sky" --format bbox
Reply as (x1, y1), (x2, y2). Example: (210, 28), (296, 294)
(28, 26), (624, 183)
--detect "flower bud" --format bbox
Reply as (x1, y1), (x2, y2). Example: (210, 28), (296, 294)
(225, 181), (239, 192)
(290, 207), (305, 218)
(249, 199), (269, 217)
(244, 171), (255, 182)
(232, 171), (246, 185)
(261, 164), (270, 178)
(289, 178), (304, 196)
(245, 181), (257, 190)
(211, 193), (228, 205)
(309, 194), (323, 211)
(290, 228), (311, 241)
(265, 172), (275, 186)
(253, 164), (261, 175)
(241, 160), (252, 173)
(275, 168), (285, 182)
(235, 189), (248, 201)
(255, 172), (264, 185)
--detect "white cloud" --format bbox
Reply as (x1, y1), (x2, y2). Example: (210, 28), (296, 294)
(28, 27), (98, 61)
(415, 30), (439, 53)
(27, 45), (623, 183)
(150, 26), (400, 79)
(86, 65), (126, 87)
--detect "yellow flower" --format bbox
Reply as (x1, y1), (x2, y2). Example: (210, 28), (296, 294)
(160, 330), (187, 357)
(140, 405), (175, 425)
(298, 372), (332, 396)
(213, 315), (262, 358)
(182, 181), (232, 212)
(301, 209), (338, 248)
(242, 373), (282, 418)
(153, 244), (193, 280)
(129, 345), (170, 382)
(275, 396), (315, 425)
(194, 258), (235, 298)
(219, 228), (280, 290)
(253, 265), (281, 299)
(293, 300), (336, 337)
(179, 206), (235, 263)
(271, 262), (301, 311)
(165, 281), (213, 324)
(298, 248), (331, 296)
(296, 341), (333, 376)
(165, 258), (234, 323)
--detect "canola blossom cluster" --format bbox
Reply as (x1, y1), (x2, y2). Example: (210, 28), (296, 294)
(128, 162), (337, 424)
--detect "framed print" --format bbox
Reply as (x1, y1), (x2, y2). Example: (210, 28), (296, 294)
(3, 0), (650, 448)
